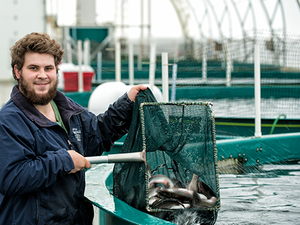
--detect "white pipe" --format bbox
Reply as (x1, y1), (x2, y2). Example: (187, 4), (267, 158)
(149, 43), (156, 91)
(64, 27), (70, 62)
(97, 52), (102, 83)
(162, 52), (169, 102)
(115, 42), (121, 82)
(202, 43), (207, 82)
(140, 0), (144, 64)
(254, 43), (262, 138)
(129, 44), (134, 85)
(171, 63), (177, 102)
(77, 40), (84, 93)
(83, 39), (90, 66)
(148, 0), (152, 50)
(67, 42), (72, 64)
(226, 42), (231, 87)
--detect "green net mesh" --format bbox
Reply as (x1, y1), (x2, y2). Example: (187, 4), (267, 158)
(113, 88), (220, 224)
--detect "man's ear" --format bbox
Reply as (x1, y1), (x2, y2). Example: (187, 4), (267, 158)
(14, 65), (21, 79)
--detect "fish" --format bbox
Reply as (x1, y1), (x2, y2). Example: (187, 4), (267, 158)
(198, 193), (207, 200)
(151, 198), (185, 209)
(186, 174), (216, 207)
(148, 183), (162, 206)
(186, 173), (199, 192)
(149, 186), (161, 198)
(148, 174), (175, 189)
(157, 187), (194, 201)
(187, 174), (215, 200)
(146, 167), (216, 210)
(149, 196), (161, 205)
(158, 187), (215, 208)
(199, 181), (215, 199)
(191, 191), (216, 208)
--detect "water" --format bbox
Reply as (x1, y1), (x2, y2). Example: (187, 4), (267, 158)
(215, 163), (300, 225)
(205, 97), (300, 224)
(168, 98), (300, 224)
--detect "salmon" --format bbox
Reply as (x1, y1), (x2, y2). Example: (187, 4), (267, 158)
(148, 174), (175, 189)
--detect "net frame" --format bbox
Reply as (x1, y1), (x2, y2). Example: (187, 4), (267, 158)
(139, 101), (220, 217)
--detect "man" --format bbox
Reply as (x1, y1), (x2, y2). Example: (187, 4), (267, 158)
(0, 32), (146, 224)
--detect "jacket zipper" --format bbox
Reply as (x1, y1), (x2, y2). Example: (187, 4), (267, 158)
(67, 139), (73, 150)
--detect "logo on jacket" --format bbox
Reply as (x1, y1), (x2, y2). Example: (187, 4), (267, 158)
(72, 128), (82, 142)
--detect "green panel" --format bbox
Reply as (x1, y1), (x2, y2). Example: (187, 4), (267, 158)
(69, 27), (108, 42)
(217, 132), (300, 166)
(174, 86), (300, 100)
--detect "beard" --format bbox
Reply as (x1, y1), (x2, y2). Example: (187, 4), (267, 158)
(18, 72), (58, 106)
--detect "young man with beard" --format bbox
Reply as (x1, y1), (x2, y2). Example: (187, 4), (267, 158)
(0, 32), (147, 224)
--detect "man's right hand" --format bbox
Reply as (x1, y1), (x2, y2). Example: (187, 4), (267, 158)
(67, 150), (91, 173)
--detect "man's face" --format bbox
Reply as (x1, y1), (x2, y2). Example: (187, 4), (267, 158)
(15, 52), (58, 105)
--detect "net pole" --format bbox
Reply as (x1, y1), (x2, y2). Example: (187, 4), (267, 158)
(77, 40), (84, 93)
(66, 42), (72, 64)
(86, 152), (146, 164)
(226, 42), (231, 87)
(162, 52), (169, 102)
(83, 39), (90, 66)
(202, 42), (207, 83)
(149, 43), (156, 90)
(171, 63), (177, 102)
(129, 44), (134, 86)
(254, 43), (262, 138)
(115, 41), (121, 82)
(97, 51), (102, 83)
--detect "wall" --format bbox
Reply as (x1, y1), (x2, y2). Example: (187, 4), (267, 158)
(0, 0), (46, 107)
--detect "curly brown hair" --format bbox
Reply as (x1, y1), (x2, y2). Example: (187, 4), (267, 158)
(10, 32), (64, 81)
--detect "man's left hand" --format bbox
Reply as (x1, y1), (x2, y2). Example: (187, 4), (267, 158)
(127, 85), (147, 102)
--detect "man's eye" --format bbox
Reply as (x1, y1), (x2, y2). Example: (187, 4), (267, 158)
(45, 67), (53, 71)
(30, 67), (37, 70)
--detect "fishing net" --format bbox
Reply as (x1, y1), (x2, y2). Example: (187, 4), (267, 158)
(113, 88), (220, 225)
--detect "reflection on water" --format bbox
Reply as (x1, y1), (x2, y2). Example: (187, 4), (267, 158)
(183, 98), (300, 119)
(216, 163), (300, 225)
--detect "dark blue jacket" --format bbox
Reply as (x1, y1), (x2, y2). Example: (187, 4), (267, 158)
(0, 85), (133, 224)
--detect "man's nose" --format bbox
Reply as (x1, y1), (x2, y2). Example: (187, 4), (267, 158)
(37, 69), (48, 78)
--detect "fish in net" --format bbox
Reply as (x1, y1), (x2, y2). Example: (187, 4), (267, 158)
(113, 88), (220, 225)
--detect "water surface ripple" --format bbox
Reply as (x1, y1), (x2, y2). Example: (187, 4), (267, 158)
(216, 163), (300, 225)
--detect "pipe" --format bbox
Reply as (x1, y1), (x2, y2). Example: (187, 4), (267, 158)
(77, 40), (84, 93)
(254, 43), (261, 138)
(66, 42), (72, 64)
(149, 43), (156, 91)
(86, 151), (146, 164)
(171, 63), (177, 102)
(270, 114), (286, 135)
(115, 42), (121, 82)
(83, 39), (90, 66)
(162, 52), (169, 102)
(139, 0), (144, 70)
(202, 42), (207, 83)
(129, 44), (134, 86)
(226, 42), (231, 87)
(97, 51), (102, 83)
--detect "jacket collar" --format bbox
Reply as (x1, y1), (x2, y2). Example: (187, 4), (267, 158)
(11, 85), (83, 128)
